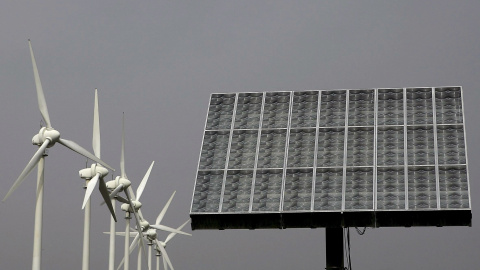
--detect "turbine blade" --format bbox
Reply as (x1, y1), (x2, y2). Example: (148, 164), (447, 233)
(82, 173), (100, 209)
(58, 138), (114, 171)
(109, 184), (124, 199)
(92, 89), (100, 158)
(28, 40), (51, 128)
(99, 177), (117, 222)
(136, 161), (154, 201)
(115, 233), (141, 270)
(120, 113), (125, 178)
(165, 219), (191, 244)
(114, 195), (129, 204)
(3, 139), (50, 201)
(155, 191), (176, 225)
(125, 190), (148, 264)
(156, 239), (174, 270)
(163, 256), (168, 270)
(150, 224), (191, 237)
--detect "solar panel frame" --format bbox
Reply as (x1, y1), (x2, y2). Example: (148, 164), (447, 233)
(190, 87), (471, 229)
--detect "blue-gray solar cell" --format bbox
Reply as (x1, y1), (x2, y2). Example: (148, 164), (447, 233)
(377, 167), (405, 210)
(198, 131), (230, 170)
(257, 129), (287, 169)
(192, 87), (471, 229)
(319, 91), (347, 127)
(408, 167), (437, 209)
(407, 126), (435, 165)
(314, 168), (343, 210)
(435, 87), (463, 124)
(252, 169), (283, 211)
(234, 93), (263, 129)
(222, 170), (254, 212)
(192, 170), (224, 212)
(228, 130), (258, 169)
(348, 89), (375, 126)
(437, 125), (466, 165)
(287, 128), (316, 168)
(317, 128), (345, 167)
(377, 127), (404, 166)
(439, 166), (469, 209)
(347, 127), (374, 166)
(344, 167), (374, 210)
(407, 88), (434, 125)
(290, 91), (318, 128)
(206, 94), (235, 130)
(262, 92), (290, 129)
(378, 89), (404, 125)
(283, 169), (313, 211)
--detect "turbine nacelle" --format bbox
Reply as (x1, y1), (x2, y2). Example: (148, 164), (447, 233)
(145, 228), (157, 240)
(106, 176), (131, 190)
(32, 127), (60, 148)
(120, 200), (142, 213)
(79, 164), (108, 180)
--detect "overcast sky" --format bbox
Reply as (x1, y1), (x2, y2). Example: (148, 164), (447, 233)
(0, 1), (479, 269)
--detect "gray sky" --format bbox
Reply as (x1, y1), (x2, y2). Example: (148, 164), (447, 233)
(0, 1), (479, 269)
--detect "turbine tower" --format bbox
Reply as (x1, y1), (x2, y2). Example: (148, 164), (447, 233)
(2, 40), (114, 270)
(78, 89), (117, 270)
(105, 115), (150, 270)
(113, 191), (191, 270)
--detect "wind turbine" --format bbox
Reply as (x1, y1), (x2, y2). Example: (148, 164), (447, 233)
(153, 219), (191, 270)
(2, 40), (114, 270)
(113, 191), (192, 270)
(105, 114), (150, 270)
(78, 89), (117, 270)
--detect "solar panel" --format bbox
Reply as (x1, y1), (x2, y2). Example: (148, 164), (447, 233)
(190, 87), (471, 229)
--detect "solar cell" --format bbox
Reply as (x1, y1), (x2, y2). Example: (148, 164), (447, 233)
(190, 87), (471, 229)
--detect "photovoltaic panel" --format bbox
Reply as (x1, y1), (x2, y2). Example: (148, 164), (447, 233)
(190, 87), (471, 230)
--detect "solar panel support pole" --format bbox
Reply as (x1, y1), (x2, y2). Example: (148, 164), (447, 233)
(325, 228), (344, 270)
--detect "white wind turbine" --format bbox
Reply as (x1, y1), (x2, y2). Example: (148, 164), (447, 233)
(113, 191), (191, 270)
(153, 219), (191, 270)
(78, 89), (117, 270)
(2, 40), (114, 270)
(105, 115), (151, 270)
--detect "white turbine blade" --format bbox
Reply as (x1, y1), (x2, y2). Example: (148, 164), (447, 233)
(124, 190), (148, 262)
(109, 184), (124, 199)
(155, 191), (176, 225)
(156, 239), (174, 270)
(165, 219), (191, 244)
(99, 177), (117, 222)
(82, 173), (100, 209)
(120, 113), (125, 178)
(149, 224), (191, 237)
(93, 89), (100, 158)
(127, 186), (136, 201)
(58, 138), (114, 171)
(28, 40), (51, 128)
(3, 139), (50, 201)
(116, 233), (141, 270)
(136, 161), (154, 201)
(103, 232), (138, 237)
(114, 195), (129, 204)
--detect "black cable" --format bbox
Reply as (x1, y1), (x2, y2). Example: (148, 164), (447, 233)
(355, 227), (366, 235)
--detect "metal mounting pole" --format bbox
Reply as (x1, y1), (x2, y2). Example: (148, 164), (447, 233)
(32, 155), (46, 270)
(82, 181), (91, 270)
(325, 227), (344, 270)
(125, 212), (131, 270)
(109, 199), (116, 270)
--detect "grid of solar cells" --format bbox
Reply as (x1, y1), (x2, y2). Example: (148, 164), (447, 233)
(191, 87), (470, 217)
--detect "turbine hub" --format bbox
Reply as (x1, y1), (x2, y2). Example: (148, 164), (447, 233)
(120, 200), (142, 213)
(79, 164), (108, 180)
(32, 127), (60, 148)
(106, 176), (131, 190)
